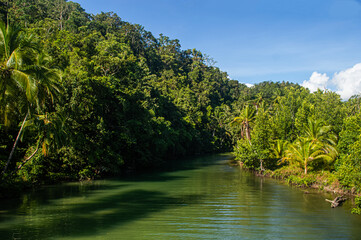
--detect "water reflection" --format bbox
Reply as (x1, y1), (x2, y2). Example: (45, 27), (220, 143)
(0, 154), (360, 240)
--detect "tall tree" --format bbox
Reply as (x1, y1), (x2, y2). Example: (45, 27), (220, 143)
(0, 21), (39, 175)
(0, 21), (61, 175)
(231, 105), (256, 143)
(0, 21), (37, 122)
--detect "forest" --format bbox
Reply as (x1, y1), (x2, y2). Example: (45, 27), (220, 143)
(0, 0), (360, 213)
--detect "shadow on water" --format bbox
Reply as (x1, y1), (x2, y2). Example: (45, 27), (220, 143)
(121, 171), (188, 182)
(0, 182), (130, 223)
(115, 153), (231, 183)
(0, 154), (216, 217)
(0, 154), (232, 239)
(1, 189), (204, 239)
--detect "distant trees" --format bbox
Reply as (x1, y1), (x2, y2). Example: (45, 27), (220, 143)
(231, 84), (341, 175)
(0, 0), (360, 204)
(0, 0), (241, 183)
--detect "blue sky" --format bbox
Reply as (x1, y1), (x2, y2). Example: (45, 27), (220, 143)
(73, 0), (361, 98)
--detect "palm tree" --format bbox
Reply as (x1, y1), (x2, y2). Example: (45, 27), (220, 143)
(271, 139), (289, 164)
(253, 92), (264, 110)
(0, 22), (62, 175)
(304, 118), (338, 161)
(18, 112), (67, 169)
(0, 22), (38, 115)
(346, 94), (361, 116)
(285, 137), (332, 174)
(31, 53), (62, 109)
(272, 88), (283, 105)
(0, 22), (40, 175)
(231, 105), (256, 144)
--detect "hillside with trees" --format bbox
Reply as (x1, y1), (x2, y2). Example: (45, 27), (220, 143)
(0, 0), (246, 183)
(0, 0), (360, 213)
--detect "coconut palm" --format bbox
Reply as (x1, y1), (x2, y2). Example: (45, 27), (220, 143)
(18, 112), (67, 169)
(31, 53), (62, 109)
(285, 137), (333, 174)
(304, 118), (338, 161)
(231, 105), (256, 144)
(0, 22), (38, 117)
(0, 22), (40, 175)
(0, 22), (62, 175)
(271, 139), (289, 164)
(253, 92), (264, 110)
(0, 21), (40, 126)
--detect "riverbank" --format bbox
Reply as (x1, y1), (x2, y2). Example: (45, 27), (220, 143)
(264, 166), (352, 195)
(230, 160), (361, 213)
(266, 166), (361, 214)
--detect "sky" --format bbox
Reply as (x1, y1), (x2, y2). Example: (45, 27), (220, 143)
(73, 0), (361, 99)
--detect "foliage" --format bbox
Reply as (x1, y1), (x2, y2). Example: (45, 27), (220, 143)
(272, 166), (339, 189)
(0, 0), (239, 184)
(233, 139), (258, 169)
(351, 196), (361, 214)
(285, 137), (331, 174)
(0, 0), (360, 203)
(231, 104), (255, 143)
(336, 136), (361, 192)
(270, 139), (288, 164)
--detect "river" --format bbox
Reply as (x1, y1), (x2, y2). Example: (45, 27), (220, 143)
(0, 154), (361, 239)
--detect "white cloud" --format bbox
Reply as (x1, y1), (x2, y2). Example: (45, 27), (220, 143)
(301, 72), (329, 92)
(333, 63), (361, 100)
(238, 82), (254, 88)
(301, 63), (361, 100)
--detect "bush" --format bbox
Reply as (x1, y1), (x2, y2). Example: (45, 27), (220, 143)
(233, 139), (258, 169)
(271, 165), (303, 179)
(336, 145), (361, 193)
(351, 196), (361, 214)
(271, 166), (339, 189)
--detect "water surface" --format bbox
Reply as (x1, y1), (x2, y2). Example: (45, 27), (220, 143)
(1, 154), (360, 239)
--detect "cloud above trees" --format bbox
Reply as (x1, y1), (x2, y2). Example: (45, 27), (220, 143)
(301, 72), (329, 93)
(302, 63), (361, 100)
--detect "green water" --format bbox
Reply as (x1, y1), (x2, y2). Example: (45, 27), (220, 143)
(1, 154), (361, 240)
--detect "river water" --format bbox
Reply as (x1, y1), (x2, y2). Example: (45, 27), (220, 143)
(0, 154), (361, 240)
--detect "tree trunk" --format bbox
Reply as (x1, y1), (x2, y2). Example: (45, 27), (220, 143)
(325, 196), (347, 208)
(240, 125), (245, 140)
(2, 112), (29, 176)
(304, 161), (307, 175)
(245, 121), (251, 144)
(260, 159), (265, 172)
(18, 144), (39, 170)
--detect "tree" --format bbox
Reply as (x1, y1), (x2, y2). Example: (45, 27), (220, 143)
(304, 118), (338, 161)
(231, 105), (255, 143)
(271, 139), (289, 164)
(285, 137), (332, 174)
(0, 21), (39, 175)
(0, 21), (62, 175)
(31, 52), (62, 110)
(251, 106), (272, 170)
(337, 134), (361, 192)
(0, 21), (38, 123)
(337, 113), (361, 157)
(18, 112), (67, 170)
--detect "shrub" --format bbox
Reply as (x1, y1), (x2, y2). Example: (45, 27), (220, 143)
(351, 196), (361, 214)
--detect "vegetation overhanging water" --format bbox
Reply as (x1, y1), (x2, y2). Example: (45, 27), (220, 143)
(1, 0), (361, 224)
